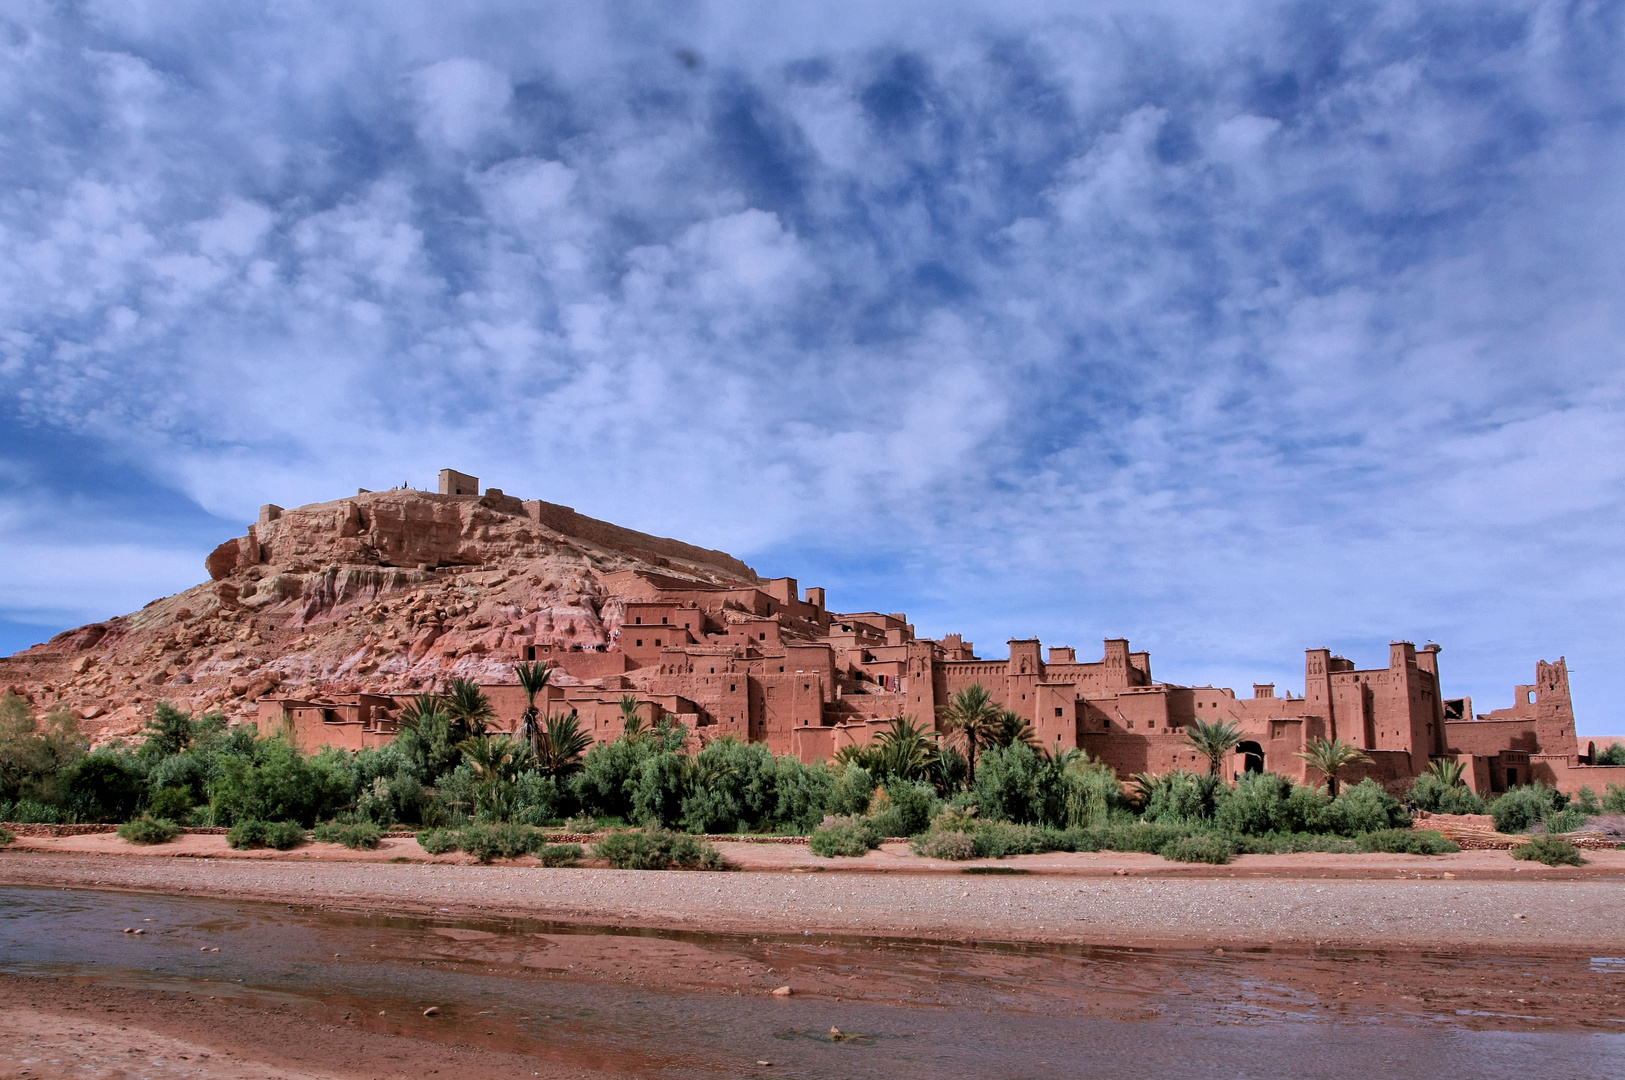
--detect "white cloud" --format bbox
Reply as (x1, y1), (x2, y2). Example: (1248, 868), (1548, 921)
(411, 57), (513, 153)
(2, 1), (1624, 728)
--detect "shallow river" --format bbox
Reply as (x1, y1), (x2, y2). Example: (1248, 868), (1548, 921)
(2, 886), (1620, 1078)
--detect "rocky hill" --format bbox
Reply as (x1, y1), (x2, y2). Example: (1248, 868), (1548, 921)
(0, 487), (760, 742)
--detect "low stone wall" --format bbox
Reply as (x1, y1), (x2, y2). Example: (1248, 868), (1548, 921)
(1, 823), (118, 837)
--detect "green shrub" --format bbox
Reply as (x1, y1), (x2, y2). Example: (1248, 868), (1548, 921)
(911, 831), (976, 859)
(3, 799), (65, 824)
(593, 826), (724, 870)
(310, 819), (383, 850)
(870, 780), (938, 837)
(264, 820), (307, 849)
(1512, 835), (1586, 867)
(1161, 834), (1233, 864)
(1407, 772), (1487, 815)
(1141, 771), (1221, 823)
(416, 827), (458, 854)
(456, 821), (532, 862)
(1321, 779), (1410, 835)
(828, 762), (877, 818)
(1491, 784), (1563, 834)
(64, 753), (146, 824)
(1357, 828), (1459, 855)
(1541, 806), (1588, 835)
(534, 842), (583, 867)
(1605, 784), (1625, 815)
(226, 819), (270, 849)
(971, 820), (1047, 858)
(146, 784), (196, 821)
(1594, 743), (1625, 767)
(511, 772), (567, 826)
(116, 816), (181, 844)
(0, 825), (13, 846)
(1215, 772), (1329, 835)
(810, 815), (880, 857)
(1060, 761), (1129, 828)
(1085, 820), (1192, 854)
(971, 742), (1060, 825)
(208, 736), (351, 826)
(1231, 832), (1360, 855)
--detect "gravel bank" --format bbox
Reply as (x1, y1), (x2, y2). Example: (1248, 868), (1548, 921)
(3, 848), (1619, 951)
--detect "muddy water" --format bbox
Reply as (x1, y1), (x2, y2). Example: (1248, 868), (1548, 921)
(2, 886), (1621, 1078)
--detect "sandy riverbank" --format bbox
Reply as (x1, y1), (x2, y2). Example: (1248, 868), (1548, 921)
(3, 841), (1622, 951)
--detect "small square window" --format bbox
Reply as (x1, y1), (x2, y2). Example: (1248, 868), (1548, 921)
(662, 616), (668, 624)
(635, 617), (642, 624)
(1054, 707), (1063, 717)
(635, 639), (642, 647)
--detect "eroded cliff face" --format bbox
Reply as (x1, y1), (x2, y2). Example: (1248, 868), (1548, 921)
(0, 489), (758, 743)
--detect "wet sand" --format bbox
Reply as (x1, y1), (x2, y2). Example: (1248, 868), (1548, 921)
(3, 885), (1624, 1079)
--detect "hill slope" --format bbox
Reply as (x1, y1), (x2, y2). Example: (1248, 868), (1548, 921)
(0, 488), (759, 741)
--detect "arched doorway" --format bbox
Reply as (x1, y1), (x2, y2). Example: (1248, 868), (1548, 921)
(1238, 740), (1265, 775)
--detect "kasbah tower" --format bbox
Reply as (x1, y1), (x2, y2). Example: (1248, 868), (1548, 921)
(6, 468), (1621, 800)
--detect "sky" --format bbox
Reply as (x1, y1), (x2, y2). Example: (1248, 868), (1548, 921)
(2, 1), (1623, 734)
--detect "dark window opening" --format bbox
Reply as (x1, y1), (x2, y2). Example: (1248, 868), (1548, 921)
(635, 617), (642, 624)
(1239, 741), (1265, 774)
(635, 639), (642, 647)
(1054, 707), (1064, 717)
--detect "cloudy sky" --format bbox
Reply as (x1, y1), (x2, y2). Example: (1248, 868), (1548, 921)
(3, 1), (1622, 732)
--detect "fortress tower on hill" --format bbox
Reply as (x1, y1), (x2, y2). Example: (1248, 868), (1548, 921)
(4, 471), (1616, 797)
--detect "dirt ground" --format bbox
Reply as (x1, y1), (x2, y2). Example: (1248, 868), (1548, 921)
(2, 840), (1622, 951)
(8, 828), (1625, 880)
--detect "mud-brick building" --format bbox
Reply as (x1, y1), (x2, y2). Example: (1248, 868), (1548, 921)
(244, 482), (1621, 795)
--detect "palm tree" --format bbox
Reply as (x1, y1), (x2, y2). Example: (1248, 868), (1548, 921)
(442, 678), (495, 740)
(1184, 718), (1244, 778)
(457, 733), (525, 819)
(1425, 757), (1466, 787)
(534, 710), (592, 779)
(396, 692), (446, 729)
(618, 694), (646, 741)
(939, 684), (1001, 783)
(871, 715), (936, 782)
(513, 661), (555, 759)
(1296, 736), (1371, 796)
(993, 708), (1042, 752)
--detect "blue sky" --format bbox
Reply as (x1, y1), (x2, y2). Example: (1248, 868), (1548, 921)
(3, 1), (1623, 733)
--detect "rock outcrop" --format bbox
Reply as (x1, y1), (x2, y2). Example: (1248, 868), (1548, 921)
(0, 487), (759, 743)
